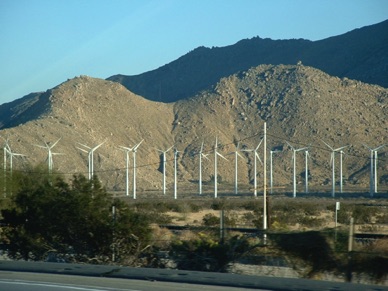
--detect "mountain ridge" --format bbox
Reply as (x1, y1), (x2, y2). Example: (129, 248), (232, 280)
(108, 20), (388, 103)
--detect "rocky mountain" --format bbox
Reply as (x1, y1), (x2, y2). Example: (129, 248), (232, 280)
(108, 20), (388, 103)
(0, 65), (386, 194)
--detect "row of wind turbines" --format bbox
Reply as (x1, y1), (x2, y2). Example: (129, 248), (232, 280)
(1, 131), (386, 200)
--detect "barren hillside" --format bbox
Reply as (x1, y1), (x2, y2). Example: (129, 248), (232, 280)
(0, 65), (387, 194)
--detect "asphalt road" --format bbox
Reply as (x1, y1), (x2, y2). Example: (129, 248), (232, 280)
(0, 261), (386, 291)
(0, 271), (262, 291)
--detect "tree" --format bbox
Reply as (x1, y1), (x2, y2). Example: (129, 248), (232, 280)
(1, 170), (151, 264)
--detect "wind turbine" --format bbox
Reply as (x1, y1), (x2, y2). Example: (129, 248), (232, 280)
(229, 142), (245, 195)
(2, 137), (10, 196)
(286, 142), (308, 198)
(213, 137), (227, 198)
(270, 149), (281, 194)
(373, 145), (385, 193)
(2, 139), (25, 196)
(156, 145), (173, 195)
(339, 149), (346, 193)
(242, 139), (263, 197)
(34, 138), (62, 174)
(77, 140), (105, 180)
(364, 144), (385, 196)
(304, 149), (310, 194)
(198, 141), (209, 195)
(322, 141), (348, 197)
(120, 139), (143, 199)
(173, 147), (180, 200)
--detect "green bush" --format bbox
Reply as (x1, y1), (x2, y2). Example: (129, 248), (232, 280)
(170, 232), (251, 272)
(203, 213), (219, 226)
(1, 171), (152, 264)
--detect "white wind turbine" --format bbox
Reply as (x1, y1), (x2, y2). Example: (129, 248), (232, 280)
(156, 145), (173, 195)
(322, 141), (348, 197)
(198, 141), (209, 195)
(173, 147), (180, 200)
(364, 144), (385, 196)
(230, 142), (245, 195)
(77, 140), (105, 180)
(34, 138), (63, 174)
(304, 149), (310, 194)
(338, 149), (346, 193)
(286, 142), (308, 198)
(242, 139), (263, 197)
(2, 139), (25, 196)
(120, 140), (143, 199)
(213, 137), (227, 198)
(2, 137), (10, 196)
(270, 149), (281, 194)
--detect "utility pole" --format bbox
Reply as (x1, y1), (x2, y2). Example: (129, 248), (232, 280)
(263, 122), (268, 231)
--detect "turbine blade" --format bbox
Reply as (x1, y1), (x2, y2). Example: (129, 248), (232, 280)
(255, 139), (263, 150)
(373, 144), (386, 151)
(202, 153), (210, 161)
(334, 145), (349, 151)
(77, 142), (91, 149)
(255, 152), (263, 164)
(322, 140), (333, 150)
(285, 141), (294, 150)
(217, 152), (228, 161)
(134, 139), (144, 150)
(237, 151), (245, 160)
(92, 141), (105, 151)
(76, 147), (89, 153)
(50, 138), (61, 149)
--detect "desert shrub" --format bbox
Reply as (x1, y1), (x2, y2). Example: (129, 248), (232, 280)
(351, 254), (388, 283)
(270, 231), (337, 278)
(353, 205), (377, 224)
(298, 216), (325, 228)
(202, 212), (238, 227)
(170, 232), (251, 272)
(376, 212), (388, 224)
(335, 203), (354, 224)
(210, 199), (227, 210)
(203, 213), (219, 226)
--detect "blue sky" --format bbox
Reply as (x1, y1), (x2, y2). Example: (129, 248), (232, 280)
(1, 0), (387, 104)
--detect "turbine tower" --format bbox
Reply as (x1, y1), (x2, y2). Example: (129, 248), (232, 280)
(304, 150), (310, 194)
(213, 137), (227, 198)
(230, 142), (244, 195)
(2, 138), (25, 196)
(322, 141), (348, 197)
(120, 139), (143, 199)
(242, 139), (263, 197)
(77, 140), (105, 180)
(364, 144), (385, 196)
(173, 147), (180, 200)
(198, 141), (209, 195)
(270, 149), (281, 194)
(2, 137), (10, 196)
(157, 145), (173, 195)
(286, 142), (307, 198)
(34, 138), (62, 174)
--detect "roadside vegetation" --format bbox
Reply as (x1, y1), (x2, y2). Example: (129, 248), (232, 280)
(0, 169), (387, 284)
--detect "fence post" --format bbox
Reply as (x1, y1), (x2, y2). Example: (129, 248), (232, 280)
(346, 217), (354, 282)
(220, 209), (225, 244)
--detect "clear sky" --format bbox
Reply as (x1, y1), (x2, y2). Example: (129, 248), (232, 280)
(1, 0), (387, 105)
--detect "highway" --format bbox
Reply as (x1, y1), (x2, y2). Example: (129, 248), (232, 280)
(0, 261), (386, 291)
(0, 271), (261, 291)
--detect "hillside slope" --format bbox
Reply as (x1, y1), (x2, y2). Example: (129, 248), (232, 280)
(0, 65), (387, 193)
